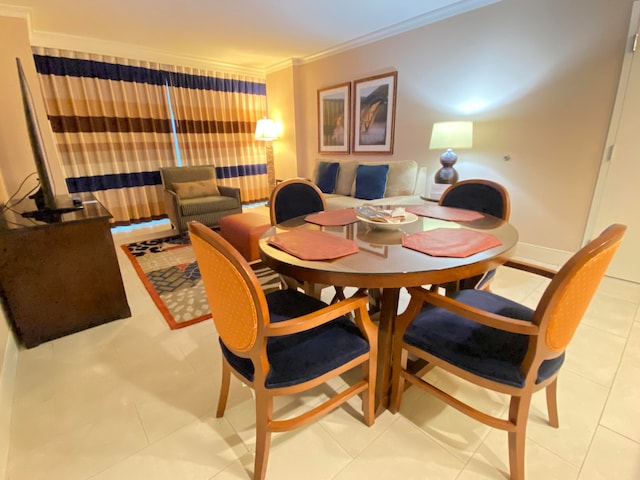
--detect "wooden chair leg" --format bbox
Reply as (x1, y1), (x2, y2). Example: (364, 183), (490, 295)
(362, 360), (375, 426)
(254, 392), (273, 480)
(508, 395), (532, 480)
(216, 359), (231, 418)
(388, 348), (407, 414)
(546, 378), (560, 428)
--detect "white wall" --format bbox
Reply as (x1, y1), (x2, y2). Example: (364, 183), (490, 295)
(267, 0), (634, 253)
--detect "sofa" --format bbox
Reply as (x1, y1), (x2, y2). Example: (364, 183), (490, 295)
(311, 158), (426, 210)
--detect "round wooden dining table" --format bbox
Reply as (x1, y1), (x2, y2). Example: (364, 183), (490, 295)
(258, 208), (519, 413)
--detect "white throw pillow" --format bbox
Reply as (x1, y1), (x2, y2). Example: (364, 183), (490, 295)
(385, 160), (418, 197)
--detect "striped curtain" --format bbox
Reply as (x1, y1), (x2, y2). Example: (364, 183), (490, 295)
(166, 66), (269, 202)
(32, 47), (269, 225)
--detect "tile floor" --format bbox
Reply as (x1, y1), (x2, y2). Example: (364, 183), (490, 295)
(6, 220), (640, 480)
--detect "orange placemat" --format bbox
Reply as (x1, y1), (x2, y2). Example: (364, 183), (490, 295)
(406, 205), (484, 222)
(267, 229), (359, 260)
(305, 208), (359, 226)
(402, 228), (502, 257)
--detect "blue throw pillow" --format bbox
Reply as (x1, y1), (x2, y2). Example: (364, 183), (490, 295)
(354, 164), (389, 200)
(315, 161), (340, 194)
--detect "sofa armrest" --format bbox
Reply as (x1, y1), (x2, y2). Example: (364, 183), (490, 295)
(414, 166), (428, 196)
(219, 185), (241, 203)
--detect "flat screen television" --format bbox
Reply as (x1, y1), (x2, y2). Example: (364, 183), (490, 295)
(16, 57), (82, 222)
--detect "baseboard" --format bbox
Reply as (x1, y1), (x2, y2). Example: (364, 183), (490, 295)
(0, 330), (19, 480)
(513, 241), (572, 269)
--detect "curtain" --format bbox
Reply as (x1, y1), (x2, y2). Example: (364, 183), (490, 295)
(32, 47), (175, 225)
(166, 65), (269, 203)
(32, 47), (269, 225)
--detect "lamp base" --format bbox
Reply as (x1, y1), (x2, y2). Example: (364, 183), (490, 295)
(434, 148), (459, 184)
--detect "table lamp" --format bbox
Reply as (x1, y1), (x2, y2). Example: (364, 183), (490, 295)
(429, 121), (473, 185)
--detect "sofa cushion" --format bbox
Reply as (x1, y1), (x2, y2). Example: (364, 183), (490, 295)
(385, 160), (418, 197)
(333, 160), (358, 195)
(354, 164), (389, 200)
(173, 179), (220, 198)
(315, 161), (340, 194)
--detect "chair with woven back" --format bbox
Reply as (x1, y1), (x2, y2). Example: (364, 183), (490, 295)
(269, 178), (345, 300)
(389, 223), (626, 480)
(188, 220), (378, 480)
(438, 178), (511, 291)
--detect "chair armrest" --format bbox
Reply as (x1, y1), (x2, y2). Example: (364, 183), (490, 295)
(163, 188), (180, 224)
(403, 286), (539, 336)
(265, 293), (377, 343)
(219, 185), (241, 203)
(503, 259), (557, 279)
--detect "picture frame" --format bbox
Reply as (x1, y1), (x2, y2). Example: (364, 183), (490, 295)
(352, 71), (397, 154)
(318, 82), (350, 153)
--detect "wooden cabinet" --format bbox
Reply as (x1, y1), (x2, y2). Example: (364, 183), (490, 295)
(0, 193), (131, 348)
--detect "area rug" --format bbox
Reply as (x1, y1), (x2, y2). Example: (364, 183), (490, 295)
(122, 235), (281, 329)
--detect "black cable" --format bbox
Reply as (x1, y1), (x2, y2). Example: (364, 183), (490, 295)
(0, 172), (39, 213)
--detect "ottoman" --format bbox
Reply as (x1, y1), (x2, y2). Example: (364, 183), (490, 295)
(219, 212), (271, 262)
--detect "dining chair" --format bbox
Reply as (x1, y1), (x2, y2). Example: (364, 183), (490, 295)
(269, 177), (327, 225)
(269, 178), (344, 300)
(389, 223), (626, 480)
(438, 179), (511, 291)
(188, 221), (377, 480)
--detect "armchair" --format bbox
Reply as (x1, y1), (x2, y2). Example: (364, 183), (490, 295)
(389, 224), (626, 480)
(160, 165), (241, 234)
(188, 221), (377, 480)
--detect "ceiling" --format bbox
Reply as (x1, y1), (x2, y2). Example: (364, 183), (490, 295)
(2, 0), (498, 72)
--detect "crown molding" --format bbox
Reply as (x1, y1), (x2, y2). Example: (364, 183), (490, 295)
(1, 4), (265, 77)
(0, 4), (32, 34)
(290, 0), (502, 67)
(3, 0), (502, 77)
(29, 30), (266, 77)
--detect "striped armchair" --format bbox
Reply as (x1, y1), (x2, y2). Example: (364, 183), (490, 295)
(160, 165), (242, 234)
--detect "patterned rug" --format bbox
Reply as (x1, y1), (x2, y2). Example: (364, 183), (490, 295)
(122, 235), (281, 329)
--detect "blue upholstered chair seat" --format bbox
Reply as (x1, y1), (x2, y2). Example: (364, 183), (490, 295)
(220, 289), (369, 389)
(403, 289), (564, 388)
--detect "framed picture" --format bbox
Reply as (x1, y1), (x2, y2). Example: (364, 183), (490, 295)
(318, 82), (350, 153)
(353, 72), (397, 154)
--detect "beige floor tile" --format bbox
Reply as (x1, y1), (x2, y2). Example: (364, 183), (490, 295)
(563, 322), (627, 387)
(223, 375), (350, 451)
(8, 391), (148, 480)
(255, 423), (354, 480)
(528, 370), (609, 466)
(600, 361), (640, 443)
(332, 416), (464, 480)
(318, 396), (398, 457)
(578, 427), (640, 480)
(459, 429), (579, 480)
(89, 416), (247, 480)
(600, 323), (640, 443)
(398, 368), (508, 463)
(597, 276), (640, 303)
(581, 291), (637, 338)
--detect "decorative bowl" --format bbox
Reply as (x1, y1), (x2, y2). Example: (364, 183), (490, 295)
(356, 212), (419, 230)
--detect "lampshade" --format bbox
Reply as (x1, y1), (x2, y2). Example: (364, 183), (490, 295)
(255, 117), (278, 141)
(429, 121), (473, 150)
